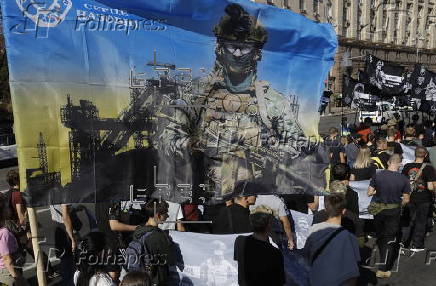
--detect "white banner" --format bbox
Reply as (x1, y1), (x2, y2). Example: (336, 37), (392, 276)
(289, 210), (313, 249)
(169, 231), (239, 286)
(317, 180), (373, 219)
(0, 144), (17, 161)
(168, 230), (309, 286)
(400, 143), (415, 166)
(349, 180), (373, 219)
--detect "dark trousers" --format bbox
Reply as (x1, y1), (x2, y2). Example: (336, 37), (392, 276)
(54, 226), (75, 286)
(404, 202), (431, 248)
(374, 208), (401, 271)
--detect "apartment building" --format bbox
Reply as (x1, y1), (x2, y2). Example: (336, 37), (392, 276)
(255, 0), (436, 93)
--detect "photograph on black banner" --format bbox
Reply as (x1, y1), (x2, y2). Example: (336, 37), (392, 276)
(408, 64), (436, 100)
(363, 54), (405, 96)
(342, 74), (379, 109)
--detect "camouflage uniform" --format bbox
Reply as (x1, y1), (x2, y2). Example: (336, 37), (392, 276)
(159, 70), (309, 198)
(158, 4), (319, 200)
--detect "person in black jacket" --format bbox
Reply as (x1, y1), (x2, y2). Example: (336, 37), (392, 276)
(234, 205), (285, 286)
(130, 199), (173, 286)
(371, 137), (391, 169)
(213, 181), (263, 234)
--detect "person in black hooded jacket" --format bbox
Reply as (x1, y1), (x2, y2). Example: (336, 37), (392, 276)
(130, 199), (174, 286)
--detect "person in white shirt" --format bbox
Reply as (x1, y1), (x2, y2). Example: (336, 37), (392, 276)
(250, 195), (294, 249)
(51, 204), (77, 286)
(158, 201), (185, 231)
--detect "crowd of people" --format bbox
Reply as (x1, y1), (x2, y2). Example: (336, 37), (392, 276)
(0, 113), (435, 285)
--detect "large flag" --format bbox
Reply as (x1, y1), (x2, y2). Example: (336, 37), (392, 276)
(363, 54), (405, 96)
(1, 0), (337, 206)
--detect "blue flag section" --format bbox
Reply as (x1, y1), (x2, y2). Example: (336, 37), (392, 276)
(1, 0), (337, 206)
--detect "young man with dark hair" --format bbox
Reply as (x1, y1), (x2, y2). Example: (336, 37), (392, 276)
(128, 199), (172, 286)
(371, 137), (390, 169)
(402, 146), (436, 251)
(234, 205), (285, 286)
(368, 154), (410, 278)
(213, 182), (258, 234)
(304, 194), (360, 286)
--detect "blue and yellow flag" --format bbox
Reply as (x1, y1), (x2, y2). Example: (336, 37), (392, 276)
(1, 0), (337, 206)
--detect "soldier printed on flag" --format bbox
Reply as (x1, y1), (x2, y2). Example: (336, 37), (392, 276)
(158, 3), (324, 201)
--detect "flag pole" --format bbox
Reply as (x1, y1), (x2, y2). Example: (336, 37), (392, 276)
(28, 207), (47, 286)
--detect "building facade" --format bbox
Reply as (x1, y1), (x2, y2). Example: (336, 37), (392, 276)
(254, 0), (436, 93)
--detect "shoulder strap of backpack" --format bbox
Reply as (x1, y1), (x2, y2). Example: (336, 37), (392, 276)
(409, 163), (427, 181)
(311, 227), (345, 265)
(416, 163), (427, 179)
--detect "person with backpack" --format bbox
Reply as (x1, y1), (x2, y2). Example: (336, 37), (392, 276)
(6, 170), (56, 281)
(125, 199), (173, 286)
(371, 137), (391, 169)
(303, 193), (360, 286)
(401, 146), (436, 252)
(94, 199), (142, 284)
(5, 170), (28, 252)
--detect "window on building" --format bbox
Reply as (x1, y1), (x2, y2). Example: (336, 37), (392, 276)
(300, 0), (305, 11)
(283, 0), (290, 9)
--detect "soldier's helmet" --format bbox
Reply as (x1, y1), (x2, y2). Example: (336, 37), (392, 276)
(213, 4), (267, 48)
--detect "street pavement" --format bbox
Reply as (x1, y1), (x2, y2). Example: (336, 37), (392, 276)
(358, 231), (436, 286)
